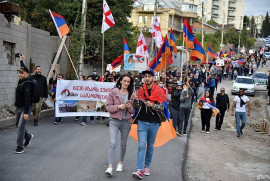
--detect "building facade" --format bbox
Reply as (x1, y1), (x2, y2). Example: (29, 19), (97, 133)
(252, 15), (264, 30)
(183, 0), (244, 30)
(130, 0), (198, 38)
(0, 13), (70, 107)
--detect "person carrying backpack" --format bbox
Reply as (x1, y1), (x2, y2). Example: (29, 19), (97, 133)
(14, 54), (34, 154)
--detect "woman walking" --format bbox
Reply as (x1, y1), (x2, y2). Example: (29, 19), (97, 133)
(199, 90), (215, 133)
(105, 74), (135, 177)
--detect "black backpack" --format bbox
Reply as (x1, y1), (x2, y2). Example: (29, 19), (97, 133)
(21, 78), (41, 103)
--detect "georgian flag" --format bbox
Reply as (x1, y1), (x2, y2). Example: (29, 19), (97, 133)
(136, 31), (149, 58)
(101, 0), (115, 33)
(241, 46), (246, 54)
(260, 48), (264, 55)
(151, 16), (163, 47)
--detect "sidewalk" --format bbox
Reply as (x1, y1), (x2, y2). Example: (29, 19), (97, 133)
(185, 79), (270, 181)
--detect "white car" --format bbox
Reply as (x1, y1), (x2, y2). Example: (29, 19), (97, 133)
(264, 52), (270, 59)
(231, 76), (255, 96)
(253, 72), (268, 91)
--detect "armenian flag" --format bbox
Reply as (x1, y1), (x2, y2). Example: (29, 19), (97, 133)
(111, 54), (124, 69)
(219, 50), (224, 58)
(169, 28), (177, 54)
(190, 38), (206, 63)
(49, 10), (70, 39)
(123, 37), (130, 54)
(230, 48), (235, 56)
(183, 18), (194, 49)
(207, 46), (217, 59)
(149, 35), (173, 72)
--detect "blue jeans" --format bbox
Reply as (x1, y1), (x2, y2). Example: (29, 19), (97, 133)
(136, 121), (159, 171)
(235, 112), (247, 134)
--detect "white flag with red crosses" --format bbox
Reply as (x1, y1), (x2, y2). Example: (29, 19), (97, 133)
(101, 0), (115, 33)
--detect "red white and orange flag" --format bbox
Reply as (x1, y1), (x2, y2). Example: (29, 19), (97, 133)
(151, 15), (163, 47)
(136, 31), (149, 58)
(101, 0), (115, 33)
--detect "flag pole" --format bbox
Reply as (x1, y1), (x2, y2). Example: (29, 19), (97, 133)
(63, 44), (79, 79)
(47, 35), (67, 83)
(102, 32), (104, 79)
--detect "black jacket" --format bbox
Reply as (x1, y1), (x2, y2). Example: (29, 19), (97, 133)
(216, 93), (230, 111)
(15, 76), (32, 113)
(31, 73), (48, 98)
(171, 89), (181, 109)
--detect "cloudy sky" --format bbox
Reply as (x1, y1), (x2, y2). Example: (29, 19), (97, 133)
(245, 0), (270, 16)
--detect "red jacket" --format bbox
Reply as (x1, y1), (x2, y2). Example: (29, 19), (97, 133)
(106, 88), (135, 120)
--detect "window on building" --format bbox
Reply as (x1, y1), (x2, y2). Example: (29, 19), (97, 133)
(139, 16), (143, 23)
(144, 3), (154, 11)
(144, 16), (148, 23)
(223, 1), (225, 6)
(3, 41), (15, 65)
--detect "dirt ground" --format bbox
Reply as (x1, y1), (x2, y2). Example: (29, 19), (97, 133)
(185, 81), (270, 181)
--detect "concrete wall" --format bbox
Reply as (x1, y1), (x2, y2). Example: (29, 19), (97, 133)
(0, 14), (69, 107)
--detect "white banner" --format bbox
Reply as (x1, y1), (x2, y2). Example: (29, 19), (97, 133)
(216, 58), (224, 66)
(55, 80), (115, 117)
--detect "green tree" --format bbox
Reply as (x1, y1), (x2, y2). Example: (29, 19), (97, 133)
(207, 19), (218, 26)
(261, 11), (270, 37)
(12, 0), (81, 35)
(243, 15), (250, 29)
(84, 0), (135, 65)
(250, 16), (255, 36)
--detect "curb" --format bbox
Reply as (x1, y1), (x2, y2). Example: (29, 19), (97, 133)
(0, 109), (55, 129)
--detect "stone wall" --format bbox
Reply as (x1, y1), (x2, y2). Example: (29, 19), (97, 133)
(0, 14), (69, 107)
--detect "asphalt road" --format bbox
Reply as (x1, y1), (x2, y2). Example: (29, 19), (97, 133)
(0, 115), (189, 181)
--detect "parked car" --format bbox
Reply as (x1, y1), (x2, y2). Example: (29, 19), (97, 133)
(231, 76), (255, 96)
(252, 72), (268, 91)
(264, 52), (270, 59)
(266, 41), (270, 47)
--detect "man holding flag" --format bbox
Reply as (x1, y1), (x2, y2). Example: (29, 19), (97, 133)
(131, 69), (167, 179)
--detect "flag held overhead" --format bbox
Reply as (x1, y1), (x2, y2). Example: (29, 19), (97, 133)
(151, 15), (164, 47)
(190, 37), (206, 63)
(123, 37), (130, 54)
(49, 10), (70, 39)
(183, 18), (194, 49)
(207, 46), (217, 59)
(169, 28), (177, 54)
(102, 0), (115, 33)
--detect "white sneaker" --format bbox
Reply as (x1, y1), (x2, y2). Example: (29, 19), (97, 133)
(116, 163), (123, 172)
(206, 131), (210, 134)
(105, 167), (113, 177)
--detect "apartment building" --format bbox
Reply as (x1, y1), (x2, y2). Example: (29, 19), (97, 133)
(183, 0), (244, 30)
(251, 15), (264, 30)
(130, 0), (198, 38)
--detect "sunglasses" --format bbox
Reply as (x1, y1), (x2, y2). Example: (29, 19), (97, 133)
(221, 90), (225, 92)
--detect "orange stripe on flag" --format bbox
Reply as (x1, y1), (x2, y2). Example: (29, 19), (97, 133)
(129, 120), (176, 148)
(59, 24), (70, 37)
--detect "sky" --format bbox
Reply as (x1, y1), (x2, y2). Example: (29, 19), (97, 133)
(245, 0), (270, 16)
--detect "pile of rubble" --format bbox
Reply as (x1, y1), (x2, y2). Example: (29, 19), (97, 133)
(0, 105), (15, 119)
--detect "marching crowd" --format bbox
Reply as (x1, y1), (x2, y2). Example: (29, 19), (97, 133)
(14, 53), (254, 179)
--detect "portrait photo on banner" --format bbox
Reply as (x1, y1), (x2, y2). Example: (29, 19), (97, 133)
(124, 54), (147, 71)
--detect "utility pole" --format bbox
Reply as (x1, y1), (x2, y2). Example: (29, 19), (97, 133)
(150, 0), (157, 60)
(221, 12), (225, 49)
(78, 0), (87, 77)
(238, 16), (243, 53)
(201, 1), (204, 47)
